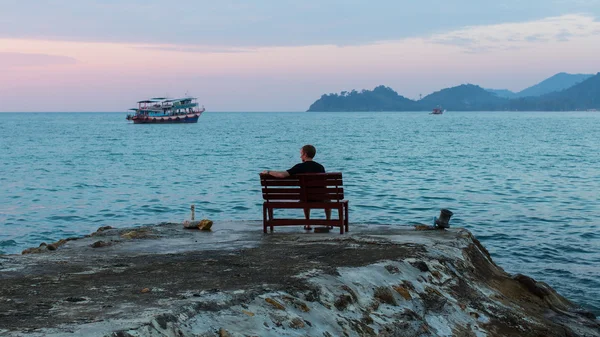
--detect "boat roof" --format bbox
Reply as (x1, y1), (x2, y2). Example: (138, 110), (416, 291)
(137, 97), (196, 104)
(164, 97), (196, 102)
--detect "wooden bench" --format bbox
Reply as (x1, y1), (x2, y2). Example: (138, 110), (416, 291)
(260, 172), (349, 234)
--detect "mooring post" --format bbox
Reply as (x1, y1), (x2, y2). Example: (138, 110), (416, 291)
(191, 204), (195, 221)
(434, 209), (453, 229)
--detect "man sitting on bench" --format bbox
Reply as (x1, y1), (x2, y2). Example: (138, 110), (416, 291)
(260, 144), (330, 230)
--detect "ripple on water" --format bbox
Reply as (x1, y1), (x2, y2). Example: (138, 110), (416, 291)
(580, 232), (598, 239)
(0, 240), (18, 253)
(46, 215), (85, 221)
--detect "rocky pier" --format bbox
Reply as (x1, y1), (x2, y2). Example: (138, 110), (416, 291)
(0, 221), (598, 337)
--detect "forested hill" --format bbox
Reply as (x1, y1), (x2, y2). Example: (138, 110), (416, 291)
(306, 85), (418, 112)
(306, 73), (600, 112)
(419, 84), (508, 111)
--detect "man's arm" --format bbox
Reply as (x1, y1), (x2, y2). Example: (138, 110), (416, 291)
(260, 170), (290, 178)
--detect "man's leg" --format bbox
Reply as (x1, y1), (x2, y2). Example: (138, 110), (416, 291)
(324, 208), (333, 229)
(304, 208), (312, 230)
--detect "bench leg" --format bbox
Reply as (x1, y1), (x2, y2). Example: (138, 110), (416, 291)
(338, 206), (344, 234)
(268, 208), (274, 232)
(263, 204), (268, 234)
(344, 202), (349, 232)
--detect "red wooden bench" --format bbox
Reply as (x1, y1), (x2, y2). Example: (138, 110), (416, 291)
(260, 172), (349, 234)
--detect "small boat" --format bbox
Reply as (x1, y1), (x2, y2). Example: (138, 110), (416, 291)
(126, 97), (205, 124)
(430, 106), (445, 115)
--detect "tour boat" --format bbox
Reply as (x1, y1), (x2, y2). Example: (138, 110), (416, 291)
(430, 106), (445, 115)
(126, 97), (205, 124)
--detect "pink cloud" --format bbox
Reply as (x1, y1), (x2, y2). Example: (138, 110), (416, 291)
(0, 52), (77, 68)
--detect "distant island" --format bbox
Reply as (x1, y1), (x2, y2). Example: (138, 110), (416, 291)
(307, 72), (600, 112)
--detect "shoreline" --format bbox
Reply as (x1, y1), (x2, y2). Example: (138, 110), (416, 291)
(1, 221), (598, 336)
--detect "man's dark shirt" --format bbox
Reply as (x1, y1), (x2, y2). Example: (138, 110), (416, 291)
(286, 161), (325, 175)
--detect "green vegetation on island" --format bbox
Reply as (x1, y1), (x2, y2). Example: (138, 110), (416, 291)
(307, 72), (600, 111)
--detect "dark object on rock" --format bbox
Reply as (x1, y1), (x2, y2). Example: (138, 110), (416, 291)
(434, 209), (453, 229)
(183, 221), (199, 229)
(65, 297), (87, 303)
(314, 227), (330, 233)
(91, 241), (112, 248)
(198, 219), (213, 230)
(411, 261), (430, 272)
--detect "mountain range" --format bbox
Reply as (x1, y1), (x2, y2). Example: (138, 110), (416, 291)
(486, 73), (593, 98)
(307, 72), (600, 112)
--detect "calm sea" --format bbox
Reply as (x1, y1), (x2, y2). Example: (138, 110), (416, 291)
(1, 111), (599, 314)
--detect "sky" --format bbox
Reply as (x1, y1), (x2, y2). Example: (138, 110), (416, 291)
(1, 0), (600, 112)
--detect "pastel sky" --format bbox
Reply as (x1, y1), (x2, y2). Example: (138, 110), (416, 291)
(1, 1), (600, 112)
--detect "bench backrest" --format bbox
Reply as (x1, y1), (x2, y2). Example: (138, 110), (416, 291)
(260, 173), (344, 202)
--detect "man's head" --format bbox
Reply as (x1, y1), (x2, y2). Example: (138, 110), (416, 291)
(300, 144), (316, 162)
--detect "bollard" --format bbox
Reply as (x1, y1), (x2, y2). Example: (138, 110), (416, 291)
(191, 205), (195, 221)
(434, 209), (453, 229)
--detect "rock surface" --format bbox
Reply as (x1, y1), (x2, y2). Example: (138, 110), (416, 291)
(0, 221), (598, 337)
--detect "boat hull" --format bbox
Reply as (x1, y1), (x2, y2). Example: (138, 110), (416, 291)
(128, 112), (202, 124)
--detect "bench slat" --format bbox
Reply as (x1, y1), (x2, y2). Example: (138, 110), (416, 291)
(262, 187), (301, 194)
(262, 187), (343, 194)
(260, 180), (302, 186)
(303, 179), (343, 187)
(262, 194), (303, 200)
(297, 173), (342, 178)
(266, 219), (343, 226)
(264, 200), (348, 208)
(306, 194), (344, 200)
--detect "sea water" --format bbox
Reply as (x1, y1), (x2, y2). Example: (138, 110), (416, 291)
(1, 111), (598, 314)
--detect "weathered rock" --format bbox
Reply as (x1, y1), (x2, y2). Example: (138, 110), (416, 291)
(373, 286), (398, 306)
(91, 240), (112, 248)
(21, 247), (45, 255)
(265, 298), (285, 310)
(289, 317), (305, 329)
(514, 273), (551, 298)
(0, 222), (597, 337)
(414, 224), (435, 231)
(21, 238), (72, 254)
(334, 294), (354, 310)
(120, 229), (152, 239)
(393, 285), (412, 300)
(411, 260), (430, 272)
